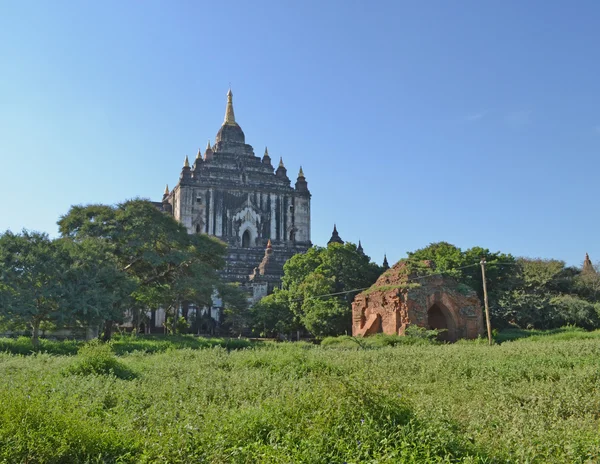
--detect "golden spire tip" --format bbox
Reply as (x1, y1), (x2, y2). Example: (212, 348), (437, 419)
(298, 166), (304, 177)
(164, 184), (169, 195)
(279, 157), (284, 168)
(224, 88), (236, 125)
(184, 155), (190, 168)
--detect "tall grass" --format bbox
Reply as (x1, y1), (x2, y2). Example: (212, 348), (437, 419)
(1, 331), (600, 462)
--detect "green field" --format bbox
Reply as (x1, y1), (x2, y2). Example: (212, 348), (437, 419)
(1, 330), (600, 463)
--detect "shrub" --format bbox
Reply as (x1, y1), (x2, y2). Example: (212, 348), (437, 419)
(64, 341), (135, 380)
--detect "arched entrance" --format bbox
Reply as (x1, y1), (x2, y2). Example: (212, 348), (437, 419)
(242, 230), (251, 248)
(428, 304), (449, 341)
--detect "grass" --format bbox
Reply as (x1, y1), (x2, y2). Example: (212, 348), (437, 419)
(1, 330), (600, 462)
(0, 333), (256, 356)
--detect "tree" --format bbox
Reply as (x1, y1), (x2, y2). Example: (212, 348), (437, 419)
(0, 230), (140, 345)
(220, 283), (250, 337)
(60, 237), (135, 336)
(407, 242), (519, 328)
(280, 242), (383, 337)
(58, 199), (227, 339)
(249, 290), (297, 338)
(492, 258), (582, 329)
(0, 231), (69, 346)
(575, 263), (600, 302)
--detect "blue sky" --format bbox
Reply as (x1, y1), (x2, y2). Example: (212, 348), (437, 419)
(1, 1), (598, 267)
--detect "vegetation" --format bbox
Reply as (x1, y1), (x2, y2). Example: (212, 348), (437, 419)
(1, 332), (600, 462)
(0, 200), (249, 343)
(267, 242), (383, 338)
(406, 242), (600, 331)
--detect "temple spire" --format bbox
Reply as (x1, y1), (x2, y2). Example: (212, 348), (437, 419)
(196, 148), (202, 160)
(327, 224), (344, 245)
(357, 240), (364, 254)
(382, 254), (389, 270)
(583, 252), (596, 274)
(279, 157), (285, 168)
(223, 88), (236, 125)
(298, 166), (304, 178)
(206, 140), (212, 151)
(164, 184), (169, 195)
(183, 155), (190, 168)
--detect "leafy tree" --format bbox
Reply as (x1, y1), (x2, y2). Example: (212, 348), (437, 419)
(575, 264), (600, 302)
(0, 231), (69, 346)
(58, 199), (227, 339)
(492, 258), (583, 329)
(60, 237), (135, 335)
(550, 294), (600, 330)
(280, 242), (383, 337)
(220, 283), (250, 337)
(407, 242), (520, 328)
(249, 289), (297, 338)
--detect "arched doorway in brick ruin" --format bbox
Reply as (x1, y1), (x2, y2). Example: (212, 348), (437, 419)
(427, 303), (456, 342)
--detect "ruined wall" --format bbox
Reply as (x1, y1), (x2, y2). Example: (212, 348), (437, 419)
(352, 264), (484, 341)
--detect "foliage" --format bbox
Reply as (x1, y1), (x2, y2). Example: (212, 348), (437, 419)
(64, 341), (135, 380)
(249, 289), (298, 338)
(494, 258), (585, 329)
(0, 231), (70, 346)
(278, 242), (383, 337)
(320, 331), (438, 348)
(3, 335), (600, 462)
(219, 283), (251, 336)
(0, 334), (257, 356)
(58, 199), (228, 338)
(0, 230), (136, 346)
(407, 242), (517, 308)
(406, 243), (600, 331)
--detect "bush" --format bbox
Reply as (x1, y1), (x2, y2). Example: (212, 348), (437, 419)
(64, 341), (135, 380)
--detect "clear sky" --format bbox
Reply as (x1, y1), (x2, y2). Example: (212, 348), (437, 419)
(1, 1), (598, 267)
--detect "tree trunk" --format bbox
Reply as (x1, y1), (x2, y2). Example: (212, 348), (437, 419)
(102, 320), (114, 341)
(31, 319), (41, 348)
(172, 302), (179, 334)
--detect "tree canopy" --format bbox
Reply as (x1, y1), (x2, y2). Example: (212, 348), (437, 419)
(278, 242), (383, 337)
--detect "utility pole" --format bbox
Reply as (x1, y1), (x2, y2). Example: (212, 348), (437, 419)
(480, 258), (493, 345)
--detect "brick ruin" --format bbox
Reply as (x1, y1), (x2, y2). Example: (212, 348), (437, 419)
(352, 261), (484, 341)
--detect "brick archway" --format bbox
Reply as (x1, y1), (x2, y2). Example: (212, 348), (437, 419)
(427, 301), (458, 342)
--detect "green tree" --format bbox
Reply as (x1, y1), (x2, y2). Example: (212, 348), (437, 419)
(407, 242), (519, 328)
(249, 289), (297, 338)
(60, 237), (135, 337)
(493, 259), (577, 329)
(575, 264), (600, 302)
(0, 230), (139, 344)
(58, 199), (227, 339)
(280, 242), (382, 337)
(220, 283), (250, 337)
(0, 231), (69, 346)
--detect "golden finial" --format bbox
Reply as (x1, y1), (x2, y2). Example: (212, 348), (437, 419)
(264, 147), (269, 157)
(184, 155), (190, 168)
(223, 88), (236, 125)
(196, 148), (202, 160)
(206, 140), (212, 151)
(164, 184), (169, 195)
(298, 166), (304, 177)
(279, 157), (284, 168)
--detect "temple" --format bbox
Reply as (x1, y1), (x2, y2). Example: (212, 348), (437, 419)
(161, 89), (312, 311)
